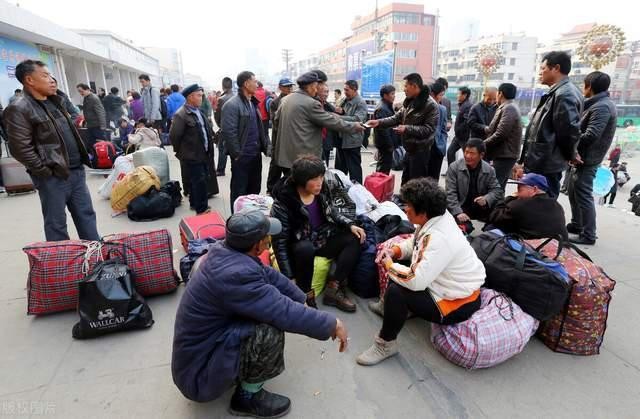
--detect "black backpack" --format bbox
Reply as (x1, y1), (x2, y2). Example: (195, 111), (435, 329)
(471, 229), (571, 321)
(127, 187), (175, 221)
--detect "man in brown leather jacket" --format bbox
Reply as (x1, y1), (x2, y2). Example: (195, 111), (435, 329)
(368, 73), (439, 185)
(4, 60), (99, 241)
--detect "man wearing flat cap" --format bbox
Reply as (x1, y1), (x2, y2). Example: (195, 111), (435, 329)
(487, 172), (568, 239)
(172, 210), (348, 418)
(273, 71), (364, 173)
(170, 83), (219, 214)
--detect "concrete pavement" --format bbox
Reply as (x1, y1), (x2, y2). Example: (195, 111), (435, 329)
(1, 146), (639, 419)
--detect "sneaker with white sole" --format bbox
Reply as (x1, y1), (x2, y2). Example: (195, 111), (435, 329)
(356, 336), (399, 366)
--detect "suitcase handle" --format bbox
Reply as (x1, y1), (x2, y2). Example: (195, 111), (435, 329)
(195, 223), (225, 239)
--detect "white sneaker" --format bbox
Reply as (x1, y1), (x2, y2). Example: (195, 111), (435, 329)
(356, 336), (399, 366)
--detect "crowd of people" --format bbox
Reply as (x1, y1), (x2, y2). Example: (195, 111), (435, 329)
(0, 50), (628, 418)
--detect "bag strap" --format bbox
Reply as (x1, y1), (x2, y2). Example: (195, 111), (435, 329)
(195, 223), (225, 239)
(82, 241), (105, 275)
(534, 235), (564, 260)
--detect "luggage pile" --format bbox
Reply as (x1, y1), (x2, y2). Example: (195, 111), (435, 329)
(23, 229), (180, 316)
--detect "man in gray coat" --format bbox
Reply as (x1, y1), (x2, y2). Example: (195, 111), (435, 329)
(273, 72), (363, 172)
(138, 74), (162, 128)
(334, 80), (368, 183)
(446, 139), (504, 224)
(484, 83), (523, 190)
(76, 83), (106, 148)
(567, 71), (617, 246)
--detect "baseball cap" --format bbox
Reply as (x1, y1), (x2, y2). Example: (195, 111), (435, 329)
(510, 173), (549, 192)
(278, 78), (294, 87)
(225, 210), (282, 250)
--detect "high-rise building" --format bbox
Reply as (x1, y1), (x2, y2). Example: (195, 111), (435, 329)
(437, 33), (538, 89)
(290, 3), (438, 91)
(141, 47), (185, 87)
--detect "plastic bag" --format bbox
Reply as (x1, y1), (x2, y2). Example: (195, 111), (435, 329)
(72, 259), (154, 339)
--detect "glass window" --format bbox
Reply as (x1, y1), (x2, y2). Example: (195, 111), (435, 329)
(508, 73), (515, 80)
(512, 42), (518, 50)
(393, 32), (418, 41)
(423, 15), (435, 26)
(398, 49), (417, 58)
(510, 58), (516, 66)
(393, 12), (421, 25)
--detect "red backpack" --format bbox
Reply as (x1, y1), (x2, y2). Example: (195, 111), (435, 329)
(93, 141), (116, 169)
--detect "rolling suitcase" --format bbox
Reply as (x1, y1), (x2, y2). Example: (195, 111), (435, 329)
(179, 210), (226, 252)
(1, 143), (34, 194)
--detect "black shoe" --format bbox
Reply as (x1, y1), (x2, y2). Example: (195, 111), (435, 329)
(229, 387), (291, 418)
(569, 236), (596, 246)
(566, 223), (583, 235)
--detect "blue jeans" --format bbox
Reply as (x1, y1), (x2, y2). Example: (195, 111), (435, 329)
(185, 161), (209, 213)
(568, 164), (598, 241)
(32, 168), (99, 241)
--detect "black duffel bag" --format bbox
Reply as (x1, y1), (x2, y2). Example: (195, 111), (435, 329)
(160, 180), (183, 208)
(471, 229), (571, 321)
(127, 187), (175, 221)
(73, 259), (154, 339)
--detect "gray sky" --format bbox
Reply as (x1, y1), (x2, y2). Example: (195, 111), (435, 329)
(17, 0), (640, 88)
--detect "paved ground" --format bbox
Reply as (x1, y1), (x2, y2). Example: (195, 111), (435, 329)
(1, 145), (639, 419)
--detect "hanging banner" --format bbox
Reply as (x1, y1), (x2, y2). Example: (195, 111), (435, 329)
(345, 40), (375, 81)
(361, 50), (394, 99)
(0, 36), (54, 105)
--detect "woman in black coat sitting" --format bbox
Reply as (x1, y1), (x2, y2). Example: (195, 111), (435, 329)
(271, 155), (366, 311)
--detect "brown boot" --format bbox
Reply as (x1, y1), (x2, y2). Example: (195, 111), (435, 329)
(323, 281), (356, 312)
(306, 290), (317, 309)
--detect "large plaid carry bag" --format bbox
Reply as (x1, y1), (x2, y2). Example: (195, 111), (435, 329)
(23, 241), (104, 315)
(527, 239), (616, 356)
(431, 288), (539, 369)
(375, 234), (412, 299)
(102, 229), (180, 296)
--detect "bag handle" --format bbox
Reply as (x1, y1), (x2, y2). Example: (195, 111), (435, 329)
(195, 223), (225, 239)
(534, 235), (564, 260)
(82, 241), (105, 275)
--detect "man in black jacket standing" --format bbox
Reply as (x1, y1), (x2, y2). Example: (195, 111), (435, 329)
(221, 71), (269, 213)
(266, 78), (295, 193)
(567, 71), (617, 245)
(368, 73), (438, 185)
(518, 51), (583, 199)
(373, 84), (399, 174)
(170, 84), (219, 214)
(447, 86), (473, 166)
(467, 87), (497, 140)
(77, 83), (106, 149)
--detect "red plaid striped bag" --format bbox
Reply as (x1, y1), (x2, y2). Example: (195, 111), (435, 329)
(24, 240), (104, 315)
(431, 288), (539, 369)
(102, 229), (180, 297)
(527, 239), (616, 355)
(375, 234), (412, 299)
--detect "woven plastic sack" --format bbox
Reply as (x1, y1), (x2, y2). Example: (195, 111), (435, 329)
(111, 166), (160, 212)
(431, 288), (539, 369)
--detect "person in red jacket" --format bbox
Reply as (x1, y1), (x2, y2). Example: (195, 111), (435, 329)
(254, 81), (270, 141)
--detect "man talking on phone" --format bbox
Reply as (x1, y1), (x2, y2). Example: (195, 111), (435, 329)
(367, 73), (438, 184)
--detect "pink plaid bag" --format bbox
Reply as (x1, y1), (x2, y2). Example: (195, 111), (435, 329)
(431, 288), (539, 369)
(376, 234), (412, 298)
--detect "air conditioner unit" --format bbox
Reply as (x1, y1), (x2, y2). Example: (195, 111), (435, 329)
(37, 45), (56, 55)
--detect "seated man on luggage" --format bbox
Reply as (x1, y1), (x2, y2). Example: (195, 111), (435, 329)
(271, 155), (366, 312)
(127, 118), (161, 152)
(357, 178), (485, 366)
(446, 138), (504, 226)
(117, 118), (134, 151)
(487, 172), (568, 239)
(172, 210), (348, 418)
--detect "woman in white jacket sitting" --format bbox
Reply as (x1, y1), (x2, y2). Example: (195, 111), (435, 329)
(127, 118), (161, 151)
(357, 178), (486, 366)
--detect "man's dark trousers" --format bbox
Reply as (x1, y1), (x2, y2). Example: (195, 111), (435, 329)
(32, 168), (99, 241)
(402, 150), (430, 185)
(185, 161), (209, 213)
(543, 172), (563, 200)
(335, 147), (362, 184)
(217, 139), (228, 175)
(568, 164), (598, 241)
(230, 154), (262, 213)
(492, 158), (517, 190)
(376, 146), (393, 175)
(447, 138), (463, 166)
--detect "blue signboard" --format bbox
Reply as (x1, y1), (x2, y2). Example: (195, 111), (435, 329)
(361, 51), (394, 99)
(0, 36), (54, 106)
(346, 40), (375, 81)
